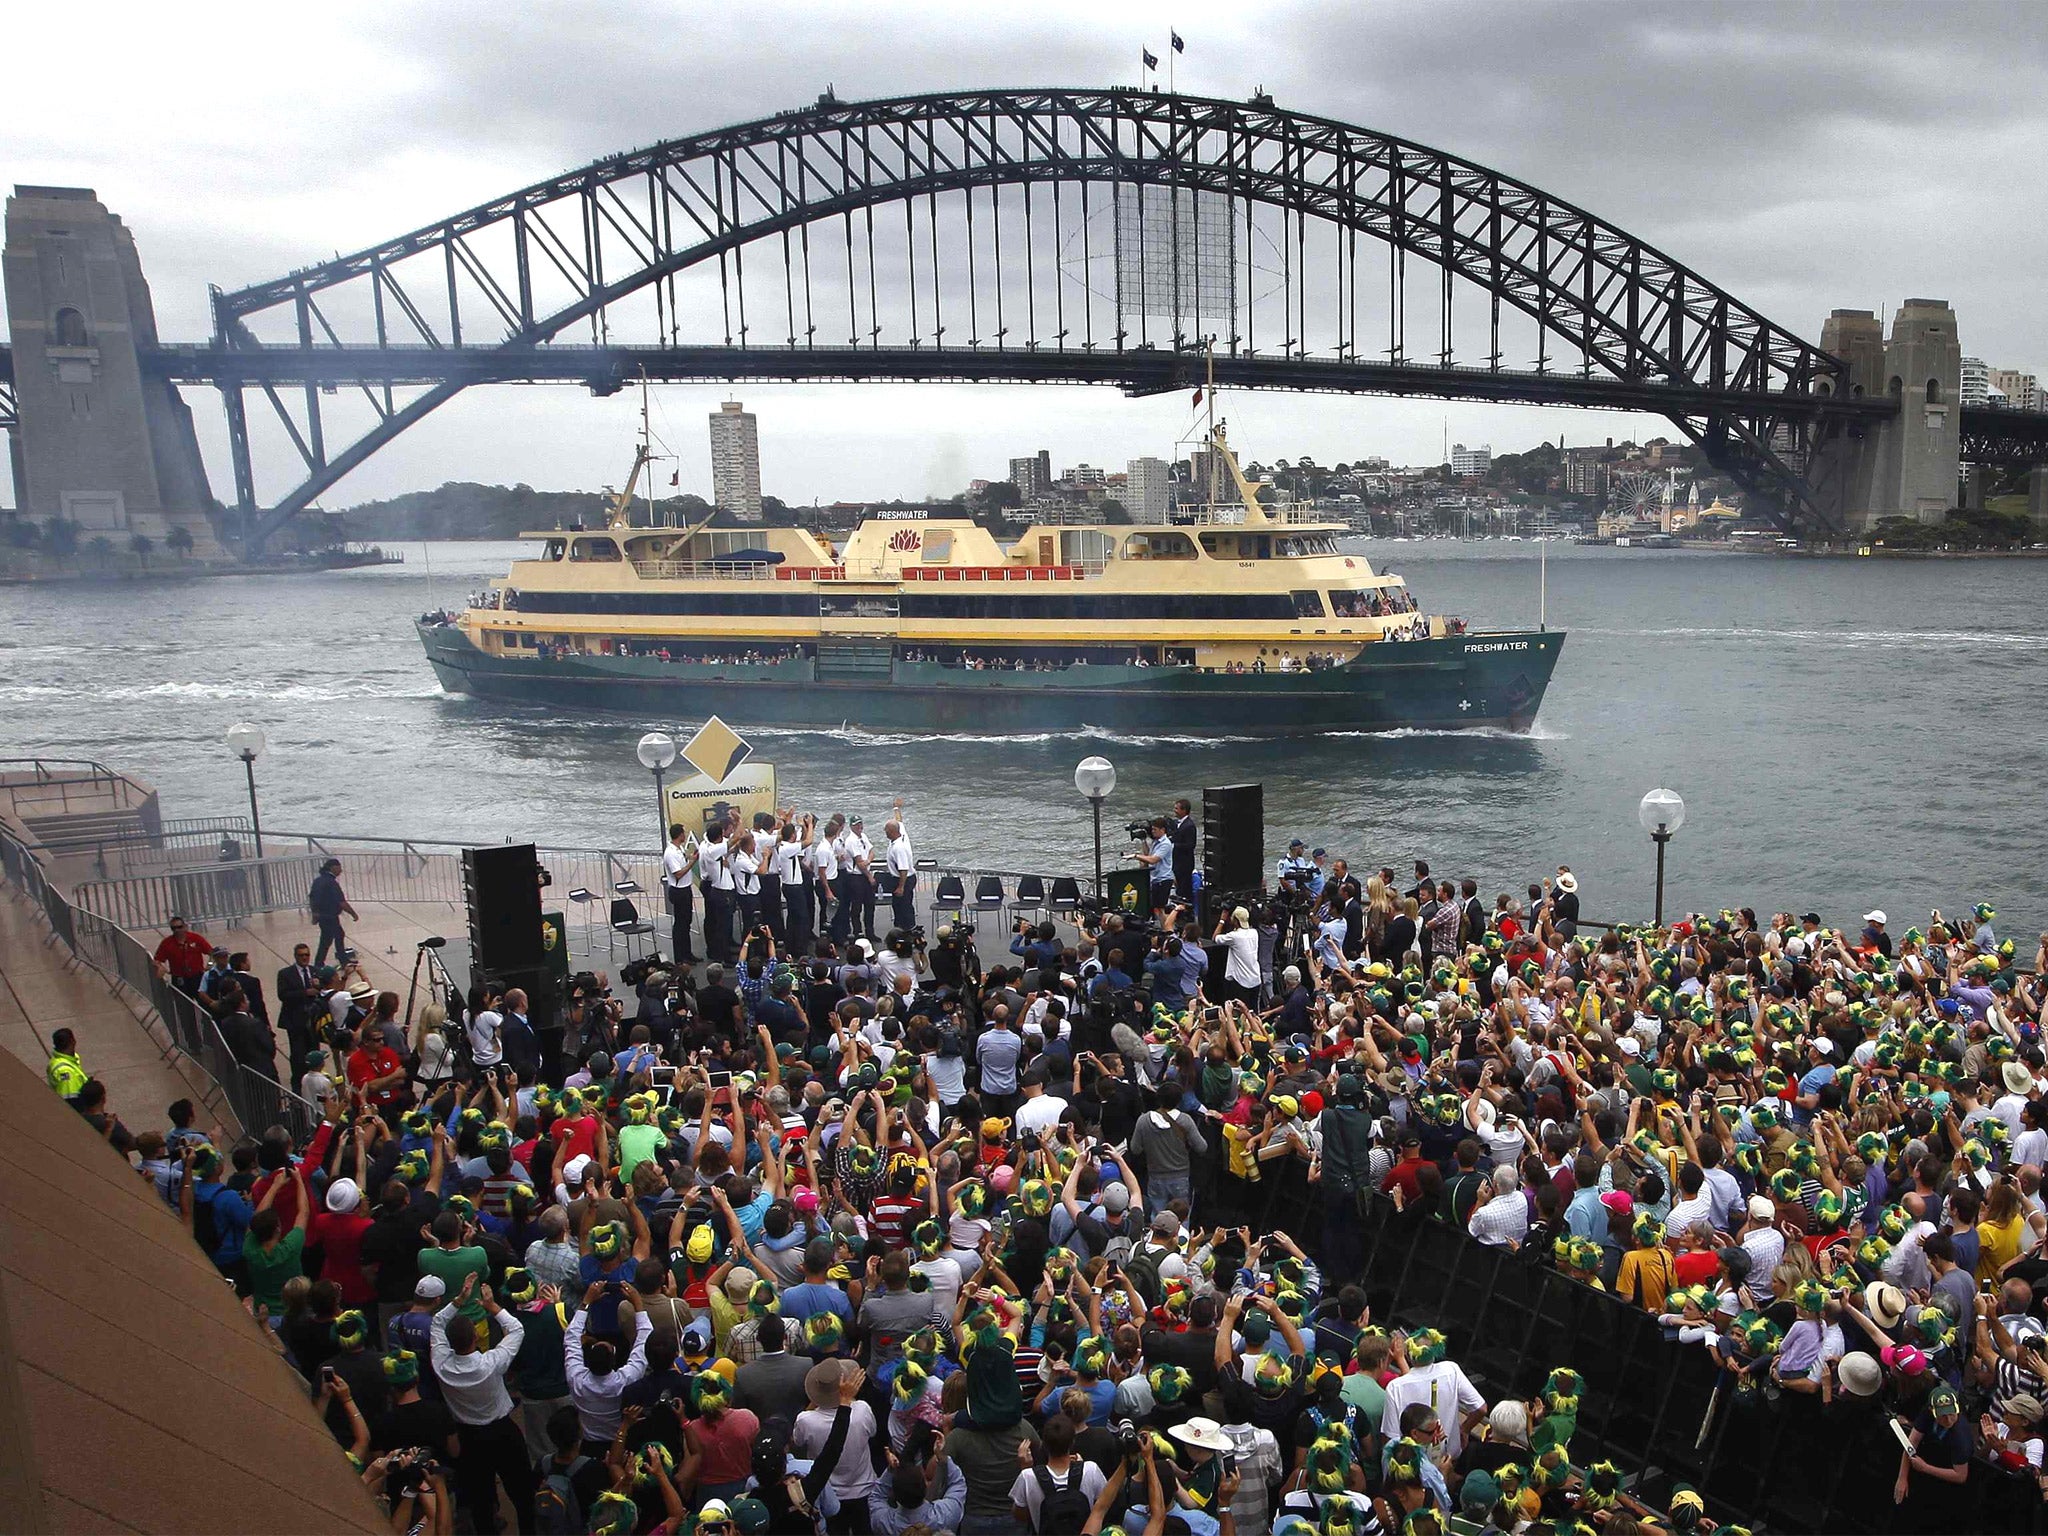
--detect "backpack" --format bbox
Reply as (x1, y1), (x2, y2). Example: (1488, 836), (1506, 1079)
(1098, 1221), (1137, 1268)
(535, 1455), (591, 1536)
(1120, 1244), (1165, 1308)
(1033, 1461), (1093, 1534)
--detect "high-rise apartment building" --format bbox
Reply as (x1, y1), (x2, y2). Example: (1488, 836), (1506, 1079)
(1961, 357), (1990, 407)
(1125, 456), (1172, 522)
(1563, 447), (1606, 497)
(1450, 442), (1492, 477)
(709, 401), (762, 520)
(1990, 367), (2039, 411)
(1008, 450), (1051, 502)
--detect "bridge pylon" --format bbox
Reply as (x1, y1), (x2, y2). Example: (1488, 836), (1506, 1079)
(1815, 301), (1961, 533)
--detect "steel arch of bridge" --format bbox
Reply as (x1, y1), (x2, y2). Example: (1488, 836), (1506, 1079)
(215, 87), (1862, 544)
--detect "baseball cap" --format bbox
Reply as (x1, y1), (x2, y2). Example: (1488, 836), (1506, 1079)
(1880, 1342), (1928, 1376)
(1102, 1182), (1132, 1214)
(1599, 1191), (1634, 1217)
(414, 1276), (446, 1300)
(1747, 1195), (1776, 1223)
(792, 1187), (820, 1214)
(563, 1154), (593, 1184)
(1289, 838), (1306, 850)
(1616, 1036), (1640, 1057)
(1809, 1037), (1834, 1055)
(1863, 910), (1887, 925)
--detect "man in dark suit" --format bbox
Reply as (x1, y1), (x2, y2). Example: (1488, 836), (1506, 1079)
(1169, 798), (1197, 900)
(501, 987), (542, 1083)
(276, 943), (321, 1068)
(227, 951), (269, 1027)
(732, 1316), (812, 1425)
(217, 987), (279, 1083)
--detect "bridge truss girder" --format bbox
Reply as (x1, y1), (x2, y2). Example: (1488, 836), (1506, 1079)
(209, 88), (1869, 542)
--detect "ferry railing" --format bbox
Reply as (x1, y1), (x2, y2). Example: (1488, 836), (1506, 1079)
(630, 559), (781, 581)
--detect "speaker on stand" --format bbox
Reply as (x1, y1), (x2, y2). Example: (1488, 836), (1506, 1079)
(461, 844), (562, 1079)
(1202, 783), (1265, 890)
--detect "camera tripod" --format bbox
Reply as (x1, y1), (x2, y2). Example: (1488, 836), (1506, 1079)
(402, 935), (463, 1034)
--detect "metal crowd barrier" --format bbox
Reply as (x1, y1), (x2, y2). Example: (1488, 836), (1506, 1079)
(0, 823), (319, 1147)
(1331, 1193), (2044, 1534)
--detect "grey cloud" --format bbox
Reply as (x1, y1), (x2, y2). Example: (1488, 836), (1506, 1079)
(5, 0), (2044, 507)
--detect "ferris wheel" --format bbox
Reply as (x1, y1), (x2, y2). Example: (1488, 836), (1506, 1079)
(1609, 469), (1664, 520)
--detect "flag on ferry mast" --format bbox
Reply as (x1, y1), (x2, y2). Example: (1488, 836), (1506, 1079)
(1142, 49), (1158, 70)
(1192, 388), (1203, 407)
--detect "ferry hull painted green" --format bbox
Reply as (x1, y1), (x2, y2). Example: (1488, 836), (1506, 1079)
(418, 622), (1563, 735)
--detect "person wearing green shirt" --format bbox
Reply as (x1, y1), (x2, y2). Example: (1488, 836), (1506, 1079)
(616, 1111), (665, 1185)
(416, 1208), (491, 1328)
(243, 1163), (310, 1318)
(1341, 1331), (1391, 1421)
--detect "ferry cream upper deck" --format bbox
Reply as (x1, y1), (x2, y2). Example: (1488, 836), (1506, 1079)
(457, 435), (1445, 671)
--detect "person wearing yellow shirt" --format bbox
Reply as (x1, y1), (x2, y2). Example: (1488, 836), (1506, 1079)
(45, 1029), (86, 1099)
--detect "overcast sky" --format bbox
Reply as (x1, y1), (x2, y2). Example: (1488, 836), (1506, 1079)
(8, 0), (2046, 510)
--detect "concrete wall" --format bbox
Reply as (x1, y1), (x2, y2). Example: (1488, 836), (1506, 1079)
(1, 186), (219, 551)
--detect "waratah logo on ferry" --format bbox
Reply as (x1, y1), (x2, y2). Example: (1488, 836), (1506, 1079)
(888, 529), (923, 552)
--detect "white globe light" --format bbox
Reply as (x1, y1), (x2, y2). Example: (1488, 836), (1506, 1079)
(1074, 755), (1117, 801)
(636, 731), (678, 771)
(1638, 787), (1686, 836)
(224, 722), (267, 759)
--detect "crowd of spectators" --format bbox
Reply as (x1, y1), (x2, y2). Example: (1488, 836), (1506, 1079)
(50, 818), (2048, 1536)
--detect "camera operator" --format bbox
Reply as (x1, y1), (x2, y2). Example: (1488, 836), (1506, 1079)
(928, 921), (980, 994)
(874, 928), (922, 994)
(465, 983), (504, 1080)
(566, 971), (626, 1061)
(1135, 817), (1175, 913)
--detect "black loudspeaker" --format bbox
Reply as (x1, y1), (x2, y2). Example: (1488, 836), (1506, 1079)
(1202, 783), (1264, 893)
(463, 844), (545, 973)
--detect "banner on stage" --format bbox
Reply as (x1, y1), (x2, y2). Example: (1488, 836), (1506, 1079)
(664, 761), (778, 836)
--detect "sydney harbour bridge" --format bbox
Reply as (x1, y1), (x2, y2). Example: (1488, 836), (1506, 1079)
(6, 87), (2048, 549)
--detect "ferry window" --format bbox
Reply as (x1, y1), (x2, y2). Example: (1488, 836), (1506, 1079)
(1290, 589), (1327, 619)
(1124, 530), (1196, 560)
(1198, 533), (1230, 558)
(543, 538), (566, 561)
(1059, 530), (1116, 567)
(570, 537), (621, 562)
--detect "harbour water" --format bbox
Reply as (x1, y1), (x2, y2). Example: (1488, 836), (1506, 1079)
(3, 539), (2044, 936)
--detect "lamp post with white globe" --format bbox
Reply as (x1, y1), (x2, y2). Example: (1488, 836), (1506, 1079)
(1638, 787), (1685, 926)
(224, 723), (267, 857)
(1074, 756), (1117, 907)
(637, 732), (678, 845)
